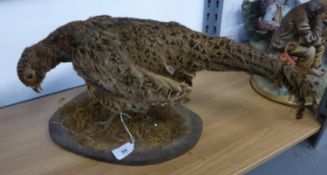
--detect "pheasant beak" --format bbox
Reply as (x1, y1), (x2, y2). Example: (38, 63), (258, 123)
(32, 84), (43, 93)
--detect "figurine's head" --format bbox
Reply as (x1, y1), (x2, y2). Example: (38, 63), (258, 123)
(315, 0), (327, 7)
(310, 0), (327, 12)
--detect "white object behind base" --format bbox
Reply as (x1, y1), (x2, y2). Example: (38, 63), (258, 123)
(0, 0), (203, 107)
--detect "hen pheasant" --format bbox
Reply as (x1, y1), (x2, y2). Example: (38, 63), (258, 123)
(17, 15), (316, 118)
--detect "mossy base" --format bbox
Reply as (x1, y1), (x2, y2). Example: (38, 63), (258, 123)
(49, 92), (203, 165)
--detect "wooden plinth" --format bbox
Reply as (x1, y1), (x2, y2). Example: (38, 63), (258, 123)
(49, 92), (203, 165)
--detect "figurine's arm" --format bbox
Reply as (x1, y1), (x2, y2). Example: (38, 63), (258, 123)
(296, 14), (326, 46)
(263, 4), (280, 27)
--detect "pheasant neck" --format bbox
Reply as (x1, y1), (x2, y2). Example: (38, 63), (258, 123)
(33, 45), (64, 78)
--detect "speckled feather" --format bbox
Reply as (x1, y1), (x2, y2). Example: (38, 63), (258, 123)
(17, 15), (316, 117)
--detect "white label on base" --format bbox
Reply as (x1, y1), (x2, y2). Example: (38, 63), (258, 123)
(112, 142), (135, 160)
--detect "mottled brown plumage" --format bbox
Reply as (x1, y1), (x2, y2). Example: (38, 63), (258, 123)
(17, 15), (316, 118)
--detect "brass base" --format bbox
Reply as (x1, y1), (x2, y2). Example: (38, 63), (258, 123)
(250, 75), (318, 106)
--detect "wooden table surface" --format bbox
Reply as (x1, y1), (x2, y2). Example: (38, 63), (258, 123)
(0, 71), (321, 175)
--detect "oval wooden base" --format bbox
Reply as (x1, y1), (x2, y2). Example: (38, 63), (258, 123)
(49, 92), (203, 165)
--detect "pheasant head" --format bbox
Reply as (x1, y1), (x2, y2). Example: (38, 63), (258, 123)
(17, 22), (80, 92)
(17, 47), (45, 92)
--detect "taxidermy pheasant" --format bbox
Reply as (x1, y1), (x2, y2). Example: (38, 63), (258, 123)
(17, 15), (316, 118)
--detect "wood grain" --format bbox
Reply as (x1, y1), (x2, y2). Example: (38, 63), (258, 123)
(0, 71), (321, 175)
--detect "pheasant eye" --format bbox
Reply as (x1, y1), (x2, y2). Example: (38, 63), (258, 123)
(27, 74), (33, 79)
